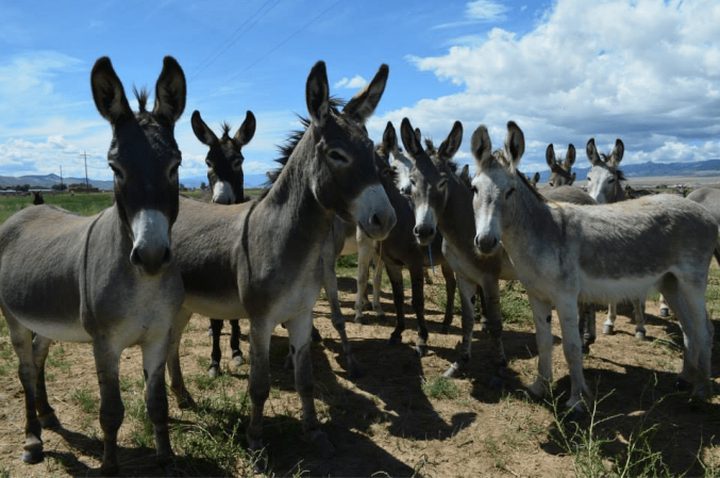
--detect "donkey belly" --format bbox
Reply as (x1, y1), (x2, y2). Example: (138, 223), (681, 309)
(578, 273), (659, 305)
(14, 313), (91, 342)
(183, 292), (248, 320)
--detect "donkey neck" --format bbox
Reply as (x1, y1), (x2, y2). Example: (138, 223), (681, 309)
(438, 176), (477, 252)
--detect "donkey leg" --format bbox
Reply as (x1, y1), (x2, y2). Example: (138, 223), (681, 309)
(556, 300), (591, 412)
(440, 264), (456, 334)
(579, 303), (596, 353)
(286, 313), (334, 458)
(527, 298), (554, 399)
(32, 335), (60, 429)
(246, 319), (273, 472)
(93, 341), (124, 475)
(229, 320), (244, 368)
(6, 315), (44, 464)
(603, 302), (617, 335)
(386, 264), (406, 345)
(658, 294), (670, 318)
(208, 319), (224, 378)
(633, 299), (647, 340)
(660, 278), (694, 391)
(354, 239), (374, 323)
(410, 264), (429, 356)
(371, 254), (385, 319)
(443, 276), (475, 378)
(167, 308), (196, 409)
(140, 337), (173, 466)
(323, 254), (360, 377)
(480, 275), (507, 368)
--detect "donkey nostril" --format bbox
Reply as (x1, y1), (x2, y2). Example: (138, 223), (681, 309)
(162, 247), (172, 264)
(370, 214), (381, 227)
(130, 248), (142, 266)
(413, 225), (421, 236)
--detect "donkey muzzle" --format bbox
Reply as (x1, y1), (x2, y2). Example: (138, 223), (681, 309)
(475, 234), (499, 255)
(355, 184), (397, 240)
(413, 224), (435, 246)
(130, 209), (172, 275)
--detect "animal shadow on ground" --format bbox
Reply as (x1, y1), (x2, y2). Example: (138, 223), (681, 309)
(261, 335), (418, 476)
(535, 314), (720, 476)
(44, 425), (225, 477)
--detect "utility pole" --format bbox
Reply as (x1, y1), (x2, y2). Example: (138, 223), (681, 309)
(59, 165), (64, 190)
(83, 151), (89, 191)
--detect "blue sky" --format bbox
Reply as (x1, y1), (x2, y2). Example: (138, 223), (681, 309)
(0, 0), (718, 184)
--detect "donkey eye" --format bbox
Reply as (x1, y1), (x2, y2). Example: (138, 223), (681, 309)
(505, 188), (515, 199)
(608, 178), (615, 183)
(548, 181), (554, 187)
(471, 186), (478, 195)
(168, 163), (180, 179)
(328, 150), (349, 163)
(205, 158), (213, 167)
(109, 164), (124, 181)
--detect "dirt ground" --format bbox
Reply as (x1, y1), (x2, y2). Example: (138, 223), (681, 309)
(1, 268), (719, 477)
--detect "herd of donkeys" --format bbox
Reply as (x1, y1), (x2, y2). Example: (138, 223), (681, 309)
(0, 55), (718, 474)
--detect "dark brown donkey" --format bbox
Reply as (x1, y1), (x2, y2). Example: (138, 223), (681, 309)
(190, 109), (256, 377)
(166, 61), (396, 469)
(0, 57), (186, 474)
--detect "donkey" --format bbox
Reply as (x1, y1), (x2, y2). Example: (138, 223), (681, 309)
(545, 143), (576, 187)
(190, 109), (256, 377)
(400, 118), (516, 378)
(372, 122), (457, 351)
(0, 57), (186, 474)
(687, 187), (720, 264)
(471, 121), (716, 410)
(165, 61), (396, 467)
(586, 138), (655, 335)
(32, 191), (44, 205)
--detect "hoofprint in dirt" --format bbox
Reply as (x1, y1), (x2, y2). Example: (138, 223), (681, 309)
(1, 265), (719, 477)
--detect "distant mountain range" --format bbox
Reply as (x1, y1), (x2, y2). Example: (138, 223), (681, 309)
(4, 159), (720, 190)
(532, 159), (720, 183)
(0, 173), (113, 190)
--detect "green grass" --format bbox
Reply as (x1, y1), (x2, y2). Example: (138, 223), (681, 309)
(71, 387), (99, 415)
(0, 192), (113, 224)
(422, 376), (460, 400)
(499, 280), (534, 325)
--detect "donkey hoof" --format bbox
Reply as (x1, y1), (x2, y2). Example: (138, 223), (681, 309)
(354, 314), (367, 325)
(659, 307), (670, 318)
(231, 354), (245, 368)
(675, 377), (692, 393)
(602, 324), (615, 335)
(22, 443), (43, 465)
(581, 343), (591, 354)
(176, 391), (197, 410)
(39, 412), (61, 430)
(388, 334), (402, 346)
(442, 362), (460, 378)
(635, 330), (647, 341)
(414, 344), (428, 357)
(311, 328), (323, 343)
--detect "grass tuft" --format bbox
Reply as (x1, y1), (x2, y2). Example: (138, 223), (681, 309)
(422, 376), (460, 400)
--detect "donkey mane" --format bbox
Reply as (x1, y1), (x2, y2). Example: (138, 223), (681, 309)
(600, 153), (626, 181)
(517, 170), (547, 203)
(132, 86), (150, 112)
(221, 121), (232, 138)
(264, 96), (346, 188)
(424, 138), (459, 173)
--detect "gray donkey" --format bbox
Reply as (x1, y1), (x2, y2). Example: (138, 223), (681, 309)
(545, 143), (576, 187)
(0, 57), (186, 474)
(400, 118), (516, 378)
(472, 121), (715, 411)
(586, 138), (653, 337)
(165, 61), (396, 468)
(190, 109), (256, 377)
(687, 187), (720, 265)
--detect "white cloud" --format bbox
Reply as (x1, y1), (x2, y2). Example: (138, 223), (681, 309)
(465, 0), (508, 22)
(373, 0), (720, 173)
(334, 75), (367, 89)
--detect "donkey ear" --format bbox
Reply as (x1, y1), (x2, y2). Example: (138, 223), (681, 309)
(545, 144), (555, 168)
(505, 121), (525, 170)
(570, 171), (576, 185)
(306, 61), (330, 127)
(382, 121), (397, 152)
(586, 138), (602, 165)
(400, 118), (423, 159)
(153, 56), (187, 126)
(91, 57), (133, 125)
(565, 143), (576, 168)
(414, 128), (422, 145)
(234, 110), (256, 146)
(471, 125), (493, 170)
(609, 138), (624, 167)
(438, 121), (463, 161)
(459, 164), (471, 184)
(343, 64), (389, 123)
(191, 110), (218, 146)
(532, 172), (540, 185)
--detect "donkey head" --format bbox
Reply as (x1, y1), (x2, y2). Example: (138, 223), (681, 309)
(585, 137), (625, 203)
(527, 171), (540, 188)
(471, 121), (526, 256)
(400, 118), (463, 246)
(303, 61), (396, 239)
(378, 121), (414, 195)
(91, 56), (185, 275)
(191, 110), (255, 204)
(545, 143), (576, 187)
